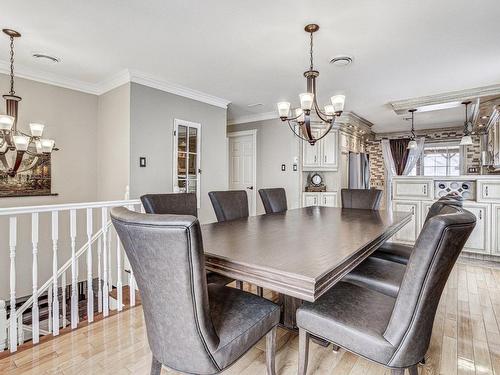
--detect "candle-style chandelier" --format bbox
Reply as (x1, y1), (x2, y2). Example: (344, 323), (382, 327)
(0, 29), (57, 178)
(276, 24), (346, 145)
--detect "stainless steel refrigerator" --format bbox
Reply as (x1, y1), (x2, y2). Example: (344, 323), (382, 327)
(348, 152), (370, 189)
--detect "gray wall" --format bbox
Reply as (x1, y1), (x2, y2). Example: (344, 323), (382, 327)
(97, 83), (131, 200)
(228, 119), (301, 214)
(129, 83), (228, 223)
(0, 74), (99, 298)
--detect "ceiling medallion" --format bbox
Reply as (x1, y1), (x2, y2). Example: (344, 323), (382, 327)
(0, 29), (58, 178)
(276, 24), (345, 145)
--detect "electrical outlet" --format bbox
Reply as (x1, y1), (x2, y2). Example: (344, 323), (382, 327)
(139, 157), (147, 167)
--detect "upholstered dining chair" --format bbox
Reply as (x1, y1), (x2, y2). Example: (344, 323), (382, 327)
(140, 193), (234, 287)
(111, 207), (280, 375)
(259, 188), (288, 214)
(341, 188), (383, 210)
(372, 194), (464, 265)
(296, 205), (476, 375)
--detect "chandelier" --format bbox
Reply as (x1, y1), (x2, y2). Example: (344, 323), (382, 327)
(459, 101), (473, 146)
(407, 109), (418, 150)
(276, 24), (345, 145)
(0, 29), (57, 178)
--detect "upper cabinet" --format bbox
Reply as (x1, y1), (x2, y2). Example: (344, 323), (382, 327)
(302, 129), (338, 170)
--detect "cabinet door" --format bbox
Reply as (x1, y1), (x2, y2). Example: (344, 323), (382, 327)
(492, 204), (500, 255)
(393, 180), (433, 200)
(463, 203), (490, 254)
(321, 130), (338, 169)
(302, 129), (321, 168)
(321, 192), (338, 207)
(303, 193), (319, 207)
(477, 181), (500, 202)
(392, 201), (421, 244)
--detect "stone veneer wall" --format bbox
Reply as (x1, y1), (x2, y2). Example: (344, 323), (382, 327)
(365, 127), (481, 208)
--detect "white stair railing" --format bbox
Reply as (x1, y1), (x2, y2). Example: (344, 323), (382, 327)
(0, 197), (141, 353)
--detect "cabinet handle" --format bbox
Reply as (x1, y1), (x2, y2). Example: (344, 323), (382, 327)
(324, 197), (327, 205)
(324, 155), (327, 163)
(314, 155), (317, 163)
(314, 197), (317, 205)
(479, 210), (482, 220)
(485, 186), (489, 197)
(423, 185), (427, 195)
(411, 206), (415, 214)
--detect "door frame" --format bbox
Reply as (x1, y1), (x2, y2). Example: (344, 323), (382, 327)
(227, 129), (257, 216)
(173, 118), (202, 208)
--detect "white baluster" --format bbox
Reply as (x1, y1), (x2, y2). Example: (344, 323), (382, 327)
(129, 271), (136, 307)
(86, 208), (94, 323)
(97, 237), (102, 313)
(51, 211), (60, 336)
(17, 314), (23, 346)
(102, 207), (109, 317)
(0, 300), (6, 350)
(31, 213), (40, 344)
(70, 209), (78, 329)
(61, 272), (67, 328)
(107, 233), (112, 297)
(9, 216), (17, 352)
(116, 232), (123, 311)
(47, 285), (53, 333)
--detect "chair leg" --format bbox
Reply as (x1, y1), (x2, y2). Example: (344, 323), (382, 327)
(236, 280), (243, 290)
(266, 326), (277, 375)
(150, 356), (162, 375)
(257, 286), (264, 297)
(408, 364), (418, 375)
(391, 369), (405, 375)
(298, 328), (310, 375)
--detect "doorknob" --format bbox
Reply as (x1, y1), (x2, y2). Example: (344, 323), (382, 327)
(246, 186), (254, 190)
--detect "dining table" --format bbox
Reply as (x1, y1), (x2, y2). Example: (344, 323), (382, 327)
(201, 206), (412, 330)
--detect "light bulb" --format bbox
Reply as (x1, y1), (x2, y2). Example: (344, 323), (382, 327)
(459, 135), (473, 146)
(330, 95), (346, 113)
(0, 114), (14, 131)
(277, 102), (291, 118)
(407, 140), (418, 150)
(41, 139), (55, 153)
(13, 135), (30, 151)
(299, 93), (314, 111)
(324, 104), (335, 116)
(30, 123), (45, 137)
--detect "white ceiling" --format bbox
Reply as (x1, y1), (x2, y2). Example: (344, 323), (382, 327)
(1, 0), (500, 132)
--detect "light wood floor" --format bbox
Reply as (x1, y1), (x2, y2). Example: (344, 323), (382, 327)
(2, 261), (500, 375)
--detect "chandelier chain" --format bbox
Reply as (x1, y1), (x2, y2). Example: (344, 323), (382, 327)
(9, 35), (15, 95)
(309, 32), (314, 71)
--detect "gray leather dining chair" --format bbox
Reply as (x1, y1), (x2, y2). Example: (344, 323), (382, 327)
(140, 193), (234, 287)
(208, 190), (261, 295)
(341, 188), (383, 210)
(259, 188), (288, 214)
(296, 205), (476, 375)
(372, 194), (464, 265)
(111, 207), (280, 375)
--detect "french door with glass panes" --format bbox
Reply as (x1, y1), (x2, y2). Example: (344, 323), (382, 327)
(173, 119), (201, 208)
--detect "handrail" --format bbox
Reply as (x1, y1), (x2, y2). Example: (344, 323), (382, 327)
(0, 199), (141, 216)
(6, 222), (111, 323)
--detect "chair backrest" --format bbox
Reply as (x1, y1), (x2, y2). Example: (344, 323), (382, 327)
(111, 207), (220, 374)
(141, 193), (198, 217)
(208, 190), (249, 222)
(259, 188), (288, 214)
(341, 188), (382, 210)
(383, 205), (476, 367)
(424, 194), (463, 223)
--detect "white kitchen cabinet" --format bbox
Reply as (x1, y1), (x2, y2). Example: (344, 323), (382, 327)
(302, 192), (338, 207)
(393, 179), (433, 200)
(492, 204), (500, 255)
(392, 200), (421, 244)
(302, 129), (338, 170)
(462, 202), (490, 254)
(477, 180), (500, 202)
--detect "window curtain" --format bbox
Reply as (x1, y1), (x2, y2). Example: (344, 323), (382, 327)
(403, 137), (425, 175)
(390, 139), (410, 175)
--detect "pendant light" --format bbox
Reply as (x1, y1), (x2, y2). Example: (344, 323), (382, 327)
(407, 109), (418, 150)
(459, 101), (473, 146)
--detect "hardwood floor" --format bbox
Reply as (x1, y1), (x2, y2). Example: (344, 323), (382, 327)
(2, 261), (500, 374)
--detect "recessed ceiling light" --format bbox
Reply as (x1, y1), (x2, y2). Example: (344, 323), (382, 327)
(481, 115), (489, 120)
(329, 56), (353, 66)
(32, 53), (60, 63)
(247, 103), (263, 108)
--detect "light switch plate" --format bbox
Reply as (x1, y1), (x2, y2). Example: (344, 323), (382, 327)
(139, 157), (146, 167)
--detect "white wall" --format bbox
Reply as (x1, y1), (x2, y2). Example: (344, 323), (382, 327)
(97, 83), (131, 200)
(228, 119), (301, 214)
(129, 83), (228, 223)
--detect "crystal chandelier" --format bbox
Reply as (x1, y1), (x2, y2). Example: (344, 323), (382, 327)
(276, 24), (345, 145)
(0, 29), (57, 178)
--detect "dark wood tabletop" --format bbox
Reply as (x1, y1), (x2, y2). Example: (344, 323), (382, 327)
(202, 206), (412, 302)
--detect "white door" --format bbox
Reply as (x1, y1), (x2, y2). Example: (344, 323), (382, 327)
(392, 201), (420, 244)
(228, 132), (256, 215)
(302, 129), (321, 167)
(492, 204), (500, 255)
(322, 130), (338, 169)
(303, 193), (319, 207)
(463, 203), (489, 254)
(321, 192), (338, 207)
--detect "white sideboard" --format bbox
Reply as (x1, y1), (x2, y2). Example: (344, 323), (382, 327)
(391, 176), (500, 257)
(302, 192), (338, 207)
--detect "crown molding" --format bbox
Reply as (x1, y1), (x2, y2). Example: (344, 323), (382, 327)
(0, 59), (101, 95)
(227, 111), (279, 125)
(390, 83), (500, 115)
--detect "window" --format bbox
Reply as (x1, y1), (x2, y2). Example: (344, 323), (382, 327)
(173, 119), (201, 207)
(409, 142), (461, 176)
